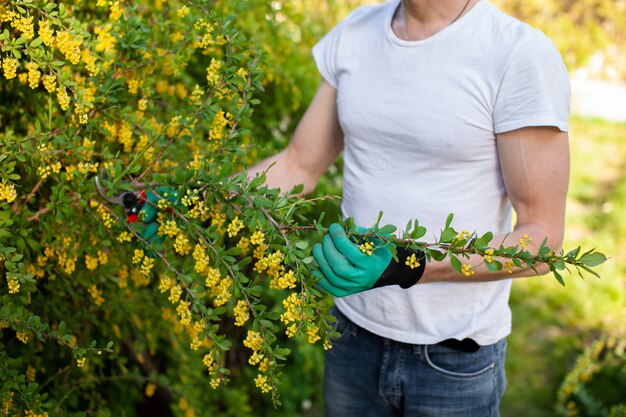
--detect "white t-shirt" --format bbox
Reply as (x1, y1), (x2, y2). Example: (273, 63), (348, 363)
(312, 0), (570, 345)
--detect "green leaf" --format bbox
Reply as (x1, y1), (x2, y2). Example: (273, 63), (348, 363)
(450, 255), (462, 273)
(552, 269), (565, 286)
(378, 224), (397, 235)
(445, 213), (454, 229)
(429, 249), (446, 262)
(579, 252), (607, 267)
(440, 227), (456, 243)
(295, 241), (308, 250)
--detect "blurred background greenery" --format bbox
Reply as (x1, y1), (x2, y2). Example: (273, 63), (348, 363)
(236, 0), (626, 415)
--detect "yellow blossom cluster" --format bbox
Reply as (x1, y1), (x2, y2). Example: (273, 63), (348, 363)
(457, 230), (471, 240)
(174, 233), (192, 255)
(0, 182), (17, 203)
(503, 260), (515, 274)
(7, 274), (20, 294)
(461, 264), (475, 277)
(210, 277), (232, 307)
(16, 330), (30, 344)
(2, 57), (18, 79)
(25, 411), (49, 417)
(519, 234), (532, 249)
(209, 109), (231, 142)
(169, 285), (182, 304)
(226, 216), (244, 237)
(36, 161), (62, 180)
(76, 357), (87, 368)
(206, 58), (222, 87)
(280, 293), (303, 337)
(233, 300), (249, 326)
(236, 236), (250, 253)
(483, 248), (495, 264)
(177, 300), (192, 325)
(254, 374), (272, 393)
(11, 15), (34, 39)
(205, 266), (220, 288)
(56, 31), (81, 65)
(250, 231), (265, 245)
(158, 219), (180, 238)
(306, 323), (321, 344)
(38, 20), (55, 47)
(243, 330), (263, 352)
(26, 62), (41, 89)
(144, 382), (157, 398)
(117, 231), (133, 243)
(270, 269), (297, 290)
(405, 253), (421, 269)
(56, 87), (71, 111)
(359, 241), (374, 256)
(88, 285), (105, 306)
(90, 200), (115, 228)
(94, 25), (117, 54)
(42, 74), (56, 93)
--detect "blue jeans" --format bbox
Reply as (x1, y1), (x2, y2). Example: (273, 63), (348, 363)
(323, 307), (507, 417)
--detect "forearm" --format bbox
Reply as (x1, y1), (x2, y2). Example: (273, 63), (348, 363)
(246, 147), (319, 195)
(419, 221), (563, 284)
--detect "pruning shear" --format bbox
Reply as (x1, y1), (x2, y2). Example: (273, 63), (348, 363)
(94, 170), (147, 223)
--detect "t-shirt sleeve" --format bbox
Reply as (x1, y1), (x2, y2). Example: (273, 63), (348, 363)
(312, 23), (343, 89)
(493, 32), (571, 134)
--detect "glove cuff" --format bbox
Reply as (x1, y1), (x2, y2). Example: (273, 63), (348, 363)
(372, 247), (426, 289)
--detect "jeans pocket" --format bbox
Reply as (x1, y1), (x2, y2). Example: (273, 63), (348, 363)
(424, 343), (496, 379)
(328, 306), (355, 340)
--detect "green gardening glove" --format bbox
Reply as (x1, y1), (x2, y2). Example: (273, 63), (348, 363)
(138, 187), (180, 245)
(312, 223), (426, 297)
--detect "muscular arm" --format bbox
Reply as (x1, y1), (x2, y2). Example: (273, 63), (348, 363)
(419, 126), (570, 283)
(247, 80), (344, 194)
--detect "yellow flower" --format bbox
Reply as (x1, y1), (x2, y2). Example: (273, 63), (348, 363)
(26, 62), (40, 89)
(457, 230), (470, 240)
(85, 254), (99, 270)
(254, 374), (272, 393)
(168, 285), (182, 304)
(2, 57), (18, 79)
(38, 20), (55, 47)
(109, 1), (123, 20)
(144, 383), (157, 398)
(483, 248), (494, 264)
(88, 285), (104, 306)
(42, 74), (57, 93)
(519, 234), (531, 249)
(206, 58), (222, 86)
(57, 86), (71, 110)
(503, 261), (514, 274)
(233, 299), (249, 326)
(7, 275), (20, 294)
(12, 15), (34, 39)
(461, 264), (474, 277)
(0, 183), (17, 203)
(16, 331), (30, 344)
(405, 253), (421, 269)
(243, 330), (263, 352)
(226, 216), (244, 237)
(76, 357), (86, 367)
(250, 231), (265, 245)
(359, 241), (374, 256)
(177, 5), (190, 17)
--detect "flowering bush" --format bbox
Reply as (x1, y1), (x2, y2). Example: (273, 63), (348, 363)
(556, 337), (626, 417)
(0, 1), (608, 416)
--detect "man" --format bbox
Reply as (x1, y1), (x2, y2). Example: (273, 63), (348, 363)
(248, 0), (570, 415)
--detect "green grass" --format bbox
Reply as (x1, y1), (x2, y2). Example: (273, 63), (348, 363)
(502, 116), (626, 417)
